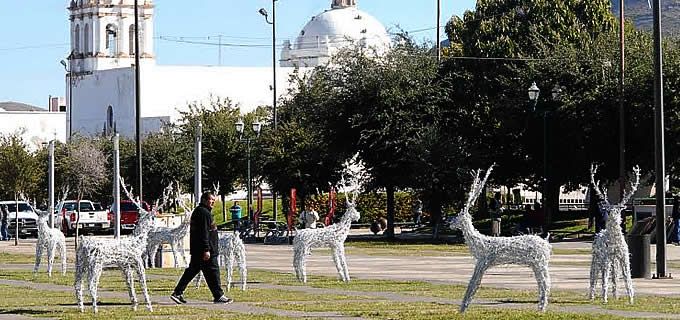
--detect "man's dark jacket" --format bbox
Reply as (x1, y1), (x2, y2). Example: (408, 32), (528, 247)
(189, 204), (219, 256)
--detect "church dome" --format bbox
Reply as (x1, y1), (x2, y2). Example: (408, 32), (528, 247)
(295, 7), (390, 51)
(280, 1), (390, 67)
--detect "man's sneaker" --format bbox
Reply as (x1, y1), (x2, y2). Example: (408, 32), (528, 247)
(170, 293), (187, 304)
(214, 296), (234, 304)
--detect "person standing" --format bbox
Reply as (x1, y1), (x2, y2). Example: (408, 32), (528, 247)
(672, 195), (680, 245)
(489, 192), (502, 236)
(170, 192), (232, 304)
(300, 204), (319, 229)
(412, 199), (423, 226)
(0, 205), (9, 241)
(229, 201), (242, 233)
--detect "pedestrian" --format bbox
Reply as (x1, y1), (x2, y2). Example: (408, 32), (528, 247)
(300, 204), (319, 229)
(489, 192), (503, 236)
(0, 205), (9, 241)
(412, 199), (423, 226)
(672, 195), (680, 245)
(170, 191), (233, 305)
(229, 201), (242, 233)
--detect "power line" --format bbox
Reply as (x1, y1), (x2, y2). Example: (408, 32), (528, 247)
(0, 43), (69, 51)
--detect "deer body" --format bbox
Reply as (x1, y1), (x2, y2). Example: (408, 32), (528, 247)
(74, 180), (165, 313)
(293, 199), (360, 283)
(588, 165), (639, 304)
(448, 167), (552, 313)
(194, 232), (248, 291)
(34, 211), (67, 277)
(145, 211), (191, 268)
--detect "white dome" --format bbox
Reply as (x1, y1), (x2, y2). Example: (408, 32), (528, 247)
(295, 7), (390, 51)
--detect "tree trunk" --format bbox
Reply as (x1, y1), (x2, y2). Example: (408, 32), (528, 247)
(545, 182), (560, 233)
(221, 193), (227, 224)
(430, 189), (443, 240)
(385, 185), (395, 239)
(75, 195), (81, 248)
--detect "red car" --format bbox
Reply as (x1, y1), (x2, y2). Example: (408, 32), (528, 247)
(108, 200), (150, 233)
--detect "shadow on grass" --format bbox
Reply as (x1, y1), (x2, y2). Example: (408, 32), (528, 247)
(0, 308), (53, 315)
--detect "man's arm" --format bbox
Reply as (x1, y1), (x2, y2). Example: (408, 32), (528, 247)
(196, 209), (211, 253)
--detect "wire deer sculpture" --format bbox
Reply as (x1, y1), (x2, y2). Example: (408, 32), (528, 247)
(293, 186), (360, 283)
(145, 182), (190, 268)
(446, 165), (552, 313)
(74, 178), (168, 313)
(33, 187), (68, 277)
(193, 182), (248, 291)
(588, 164), (640, 304)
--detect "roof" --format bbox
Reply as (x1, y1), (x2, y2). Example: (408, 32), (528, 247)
(0, 101), (45, 112)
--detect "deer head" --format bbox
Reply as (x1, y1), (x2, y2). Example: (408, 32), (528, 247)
(447, 165), (495, 230)
(589, 164), (641, 223)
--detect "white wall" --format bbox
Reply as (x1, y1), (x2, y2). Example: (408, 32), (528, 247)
(0, 111), (66, 151)
(71, 64), (302, 137)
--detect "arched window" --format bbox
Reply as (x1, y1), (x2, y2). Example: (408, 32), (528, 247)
(74, 24), (80, 53)
(106, 106), (114, 133)
(106, 24), (118, 56)
(129, 24), (143, 56)
(129, 25), (136, 55)
(83, 23), (90, 55)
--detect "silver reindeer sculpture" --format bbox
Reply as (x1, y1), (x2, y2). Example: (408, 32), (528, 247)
(447, 165), (552, 313)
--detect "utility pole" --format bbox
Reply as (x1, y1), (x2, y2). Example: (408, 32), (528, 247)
(134, 0), (143, 202)
(436, 0), (441, 62)
(618, 0), (627, 233)
(652, 0), (670, 279)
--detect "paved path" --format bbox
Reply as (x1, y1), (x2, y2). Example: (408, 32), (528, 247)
(4, 232), (680, 319)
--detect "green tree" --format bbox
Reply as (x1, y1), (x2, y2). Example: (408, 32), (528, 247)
(0, 132), (41, 244)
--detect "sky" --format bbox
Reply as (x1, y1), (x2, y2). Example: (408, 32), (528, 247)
(0, 0), (476, 109)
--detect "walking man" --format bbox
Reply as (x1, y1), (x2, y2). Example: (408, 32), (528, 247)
(170, 192), (233, 304)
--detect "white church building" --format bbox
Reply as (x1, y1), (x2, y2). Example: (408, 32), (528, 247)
(66, 0), (391, 137)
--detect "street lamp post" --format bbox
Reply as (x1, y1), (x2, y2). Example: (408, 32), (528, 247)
(259, 1), (279, 221)
(528, 82), (563, 231)
(60, 58), (73, 140)
(236, 120), (262, 221)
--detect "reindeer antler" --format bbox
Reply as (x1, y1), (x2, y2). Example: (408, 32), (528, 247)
(619, 165), (641, 206)
(589, 164), (609, 205)
(463, 164), (495, 214)
(59, 185), (70, 203)
(212, 181), (220, 196)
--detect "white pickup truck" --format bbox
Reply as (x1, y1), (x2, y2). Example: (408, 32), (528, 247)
(55, 200), (110, 236)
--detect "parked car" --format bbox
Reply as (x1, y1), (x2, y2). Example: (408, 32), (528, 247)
(109, 200), (150, 234)
(0, 201), (39, 238)
(55, 200), (110, 236)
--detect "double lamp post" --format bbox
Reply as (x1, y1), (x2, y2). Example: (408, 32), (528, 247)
(236, 119), (262, 221)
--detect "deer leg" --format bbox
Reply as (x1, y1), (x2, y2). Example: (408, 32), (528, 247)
(46, 242), (56, 278)
(148, 244), (159, 268)
(171, 242), (180, 268)
(178, 241), (188, 267)
(89, 263), (103, 313)
(74, 258), (85, 312)
(460, 259), (491, 313)
(336, 244), (350, 282)
(331, 245), (345, 281)
(33, 243), (43, 275)
(601, 262), (611, 304)
(122, 266), (138, 311)
(610, 261), (619, 299)
(619, 256), (635, 304)
(532, 262), (551, 311)
(134, 258), (153, 312)
(59, 240), (67, 276)
(225, 250), (235, 292)
(238, 247), (247, 291)
(588, 255), (599, 300)
(194, 271), (203, 289)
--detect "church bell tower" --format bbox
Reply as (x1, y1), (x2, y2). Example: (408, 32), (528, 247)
(67, 0), (155, 73)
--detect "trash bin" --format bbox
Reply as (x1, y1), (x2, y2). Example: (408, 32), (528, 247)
(626, 234), (651, 278)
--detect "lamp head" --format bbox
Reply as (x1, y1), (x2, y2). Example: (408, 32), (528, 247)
(528, 82), (540, 102)
(258, 8), (268, 17)
(551, 84), (563, 101)
(252, 120), (262, 136)
(235, 119), (244, 135)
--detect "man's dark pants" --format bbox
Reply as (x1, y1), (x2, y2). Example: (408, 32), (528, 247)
(173, 254), (224, 300)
